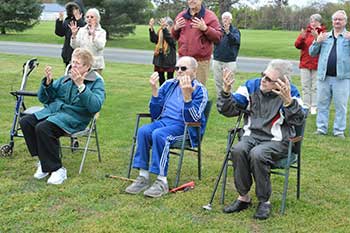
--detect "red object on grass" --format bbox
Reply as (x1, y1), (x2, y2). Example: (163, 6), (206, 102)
(170, 181), (195, 193)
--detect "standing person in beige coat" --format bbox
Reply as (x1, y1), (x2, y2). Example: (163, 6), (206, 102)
(70, 8), (106, 74)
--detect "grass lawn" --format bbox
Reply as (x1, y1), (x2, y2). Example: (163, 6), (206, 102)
(0, 21), (301, 60)
(0, 53), (349, 232)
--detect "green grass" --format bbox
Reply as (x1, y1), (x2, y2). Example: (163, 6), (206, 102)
(0, 53), (349, 232)
(0, 21), (301, 59)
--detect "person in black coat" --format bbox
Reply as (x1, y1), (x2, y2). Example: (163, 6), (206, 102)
(55, 0), (86, 66)
(149, 17), (176, 86)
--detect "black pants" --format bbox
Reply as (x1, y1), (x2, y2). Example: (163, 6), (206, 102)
(231, 136), (288, 202)
(158, 71), (174, 86)
(19, 114), (65, 173)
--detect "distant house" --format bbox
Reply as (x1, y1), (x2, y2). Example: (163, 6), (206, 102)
(40, 3), (65, 21)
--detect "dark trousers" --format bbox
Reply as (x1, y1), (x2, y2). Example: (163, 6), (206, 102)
(158, 72), (174, 86)
(231, 136), (288, 202)
(19, 114), (65, 173)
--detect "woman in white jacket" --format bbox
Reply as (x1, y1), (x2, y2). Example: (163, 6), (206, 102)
(70, 8), (106, 73)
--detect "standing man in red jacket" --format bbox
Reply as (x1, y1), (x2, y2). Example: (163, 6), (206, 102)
(172, 0), (221, 86)
(294, 14), (326, 115)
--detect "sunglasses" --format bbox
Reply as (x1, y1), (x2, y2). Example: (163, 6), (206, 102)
(261, 72), (277, 83)
(86, 15), (95, 19)
(175, 66), (188, 71)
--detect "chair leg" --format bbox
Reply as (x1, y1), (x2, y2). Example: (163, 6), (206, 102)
(175, 129), (187, 188)
(296, 156), (301, 199)
(197, 128), (202, 180)
(95, 124), (101, 162)
(280, 167), (291, 215)
(127, 115), (141, 178)
(79, 128), (93, 174)
(220, 161), (228, 205)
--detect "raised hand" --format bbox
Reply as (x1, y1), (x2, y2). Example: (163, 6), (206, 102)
(179, 75), (196, 102)
(344, 31), (350, 40)
(174, 17), (186, 31)
(44, 65), (53, 85)
(271, 76), (292, 106)
(223, 22), (230, 33)
(70, 67), (86, 87)
(149, 72), (159, 97)
(300, 28), (306, 39)
(58, 11), (64, 21)
(159, 18), (167, 29)
(191, 17), (207, 31)
(88, 25), (96, 39)
(316, 32), (327, 43)
(149, 18), (155, 30)
(73, 8), (82, 21)
(69, 21), (79, 37)
(222, 67), (234, 93)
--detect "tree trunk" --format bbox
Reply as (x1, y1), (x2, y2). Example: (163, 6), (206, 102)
(1, 27), (6, 34)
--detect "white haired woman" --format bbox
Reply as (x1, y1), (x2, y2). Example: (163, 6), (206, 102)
(70, 8), (106, 74)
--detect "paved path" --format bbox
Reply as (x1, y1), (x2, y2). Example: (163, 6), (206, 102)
(0, 41), (300, 75)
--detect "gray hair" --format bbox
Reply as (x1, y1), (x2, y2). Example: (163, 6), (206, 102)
(86, 8), (101, 24)
(310, 13), (322, 23)
(164, 16), (173, 27)
(222, 12), (232, 20)
(178, 56), (198, 70)
(332, 10), (347, 21)
(266, 59), (293, 80)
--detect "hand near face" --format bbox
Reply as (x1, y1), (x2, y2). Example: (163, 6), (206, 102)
(44, 65), (53, 86)
(310, 29), (318, 39)
(174, 17), (186, 31)
(69, 21), (79, 37)
(149, 72), (159, 97)
(316, 32), (327, 43)
(73, 8), (82, 21)
(179, 75), (196, 102)
(191, 17), (208, 31)
(300, 28), (306, 39)
(222, 68), (235, 93)
(271, 76), (292, 106)
(223, 22), (230, 33)
(149, 18), (155, 30)
(58, 11), (64, 21)
(70, 67), (86, 87)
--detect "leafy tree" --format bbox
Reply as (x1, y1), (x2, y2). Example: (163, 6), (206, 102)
(0, 0), (43, 34)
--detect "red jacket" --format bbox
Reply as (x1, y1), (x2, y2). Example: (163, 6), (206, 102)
(294, 24), (327, 70)
(171, 5), (221, 61)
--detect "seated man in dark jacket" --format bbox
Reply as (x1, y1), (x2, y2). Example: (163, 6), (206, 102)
(217, 59), (306, 220)
(126, 56), (208, 198)
(19, 48), (105, 185)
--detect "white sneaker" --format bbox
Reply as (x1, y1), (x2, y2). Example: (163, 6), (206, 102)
(47, 167), (67, 185)
(33, 161), (49, 180)
(310, 107), (317, 115)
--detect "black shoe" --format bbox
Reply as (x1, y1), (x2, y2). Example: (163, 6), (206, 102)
(254, 202), (271, 220)
(223, 199), (252, 214)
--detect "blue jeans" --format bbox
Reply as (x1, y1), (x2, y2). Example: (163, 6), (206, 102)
(316, 76), (350, 135)
(132, 119), (185, 177)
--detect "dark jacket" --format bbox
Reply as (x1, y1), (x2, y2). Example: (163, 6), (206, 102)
(55, 1), (86, 64)
(149, 28), (176, 68)
(294, 24), (326, 70)
(217, 78), (306, 142)
(213, 25), (240, 62)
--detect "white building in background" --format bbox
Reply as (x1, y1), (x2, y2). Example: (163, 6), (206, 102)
(40, 3), (65, 21)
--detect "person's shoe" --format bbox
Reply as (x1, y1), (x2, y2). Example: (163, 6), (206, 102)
(125, 176), (150, 194)
(143, 179), (169, 198)
(47, 167), (67, 185)
(254, 202), (271, 220)
(310, 107), (317, 115)
(33, 161), (49, 180)
(314, 129), (326, 135)
(334, 133), (345, 139)
(223, 199), (252, 213)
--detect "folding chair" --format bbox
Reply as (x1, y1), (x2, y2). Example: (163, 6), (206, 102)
(127, 100), (213, 188)
(220, 113), (307, 215)
(59, 113), (101, 174)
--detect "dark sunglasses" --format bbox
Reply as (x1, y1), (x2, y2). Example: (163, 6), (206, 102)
(86, 15), (94, 19)
(261, 72), (277, 83)
(175, 66), (188, 71)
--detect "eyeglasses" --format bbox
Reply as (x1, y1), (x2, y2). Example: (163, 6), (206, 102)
(261, 72), (277, 83)
(175, 66), (188, 71)
(86, 15), (95, 19)
(333, 18), (345, 21)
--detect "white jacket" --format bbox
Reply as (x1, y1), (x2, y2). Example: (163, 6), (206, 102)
(71, 24), (106, 70)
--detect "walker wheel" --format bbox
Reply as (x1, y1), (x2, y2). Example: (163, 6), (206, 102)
(0, 144), (13, 157)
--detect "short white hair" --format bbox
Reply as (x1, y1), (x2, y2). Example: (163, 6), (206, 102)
(266, 59), (293, 80)
(332, 10), (347, 21)
(222, 12), (232, 20)
(86, 8), (101, 24)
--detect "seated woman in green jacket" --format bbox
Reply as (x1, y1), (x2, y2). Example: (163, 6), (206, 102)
(19, 48), (105, 185)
